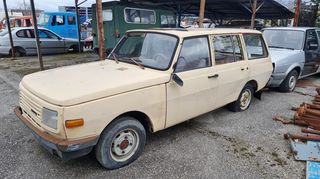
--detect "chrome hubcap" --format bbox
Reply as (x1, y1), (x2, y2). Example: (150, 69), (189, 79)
(110, 129), (139, 162)
(240, 89), (252, 110)
(289, 76), (296, 90)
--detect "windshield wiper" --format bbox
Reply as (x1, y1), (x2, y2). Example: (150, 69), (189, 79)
(269, 46), (294, 50)
(123, 57), (145, 70)
(109, 52), (119, 64)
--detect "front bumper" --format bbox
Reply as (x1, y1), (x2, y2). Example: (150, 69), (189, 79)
(14, 107), (99, 160)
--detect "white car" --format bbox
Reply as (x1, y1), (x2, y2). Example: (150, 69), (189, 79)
(0, 27), (82, 56)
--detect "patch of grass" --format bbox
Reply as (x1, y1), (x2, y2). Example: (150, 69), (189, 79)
(14, 68), (40, 76)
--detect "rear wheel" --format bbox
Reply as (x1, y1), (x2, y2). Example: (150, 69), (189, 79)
(95, 116), (146, 169)
(279, 70), (298, 92)
(10, 47), (25, 57)
(228, 84), (254, 112)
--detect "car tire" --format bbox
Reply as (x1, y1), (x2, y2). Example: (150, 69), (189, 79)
(10, 48), (25, 57)
(228, 84), (254, 112)
(279, 70), (298, 92)
(95, 116), (146, 170)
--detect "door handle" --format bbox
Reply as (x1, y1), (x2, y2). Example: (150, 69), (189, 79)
(208, 74), (219, 79)
(241, 68), (245, 71)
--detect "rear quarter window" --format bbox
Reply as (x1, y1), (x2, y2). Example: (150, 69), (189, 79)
(243, 34), (268, 60)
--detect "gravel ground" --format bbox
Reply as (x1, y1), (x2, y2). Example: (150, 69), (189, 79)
(0, 53), (318, 178)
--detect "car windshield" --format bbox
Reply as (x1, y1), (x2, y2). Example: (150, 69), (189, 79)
(38, 13), (50, 26)
(110, 32), (178, 70)
(263, 29), (305, 50)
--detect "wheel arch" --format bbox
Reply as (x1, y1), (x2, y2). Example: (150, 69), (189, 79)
(10, 46), (26, 55)
(105, 111), (154, 134)
(286, 64), (302, 78)
(246, 80), (258, 92)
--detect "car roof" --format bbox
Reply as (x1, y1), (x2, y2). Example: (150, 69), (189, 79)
(127, 28), (262, 38)
(11, 27), (48, 31)
(263, 27), (320, 32)
(42, 12), (75, 16)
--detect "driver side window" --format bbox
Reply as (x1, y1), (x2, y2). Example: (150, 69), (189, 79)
(175, 36), (211, 73)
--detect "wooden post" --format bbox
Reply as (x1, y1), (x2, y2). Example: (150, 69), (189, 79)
(199, 0), (206, 28)
(250, 0), (257, 29)
(96, 0), (105, 61)
(75, 0), (82, 52)
(3, 0), (15, 59)
(294, 0), (301, 27)
(30, 0), (44, 70)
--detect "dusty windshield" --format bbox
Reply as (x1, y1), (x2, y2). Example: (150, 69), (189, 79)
(38, 13), (50, 26)
(263, 29), (305, 50)
(110, 32), (178, 70)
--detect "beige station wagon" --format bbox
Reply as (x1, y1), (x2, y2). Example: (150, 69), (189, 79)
(15, 28), (273, 169)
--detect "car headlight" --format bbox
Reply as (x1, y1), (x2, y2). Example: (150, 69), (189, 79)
(42, 108), (58, 129)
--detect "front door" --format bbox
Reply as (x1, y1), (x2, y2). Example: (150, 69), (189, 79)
(38, 30), (65, 54)
(302, 29), (320, 76)
(166, 36), (218, 128)
(211, 34), (249, 106)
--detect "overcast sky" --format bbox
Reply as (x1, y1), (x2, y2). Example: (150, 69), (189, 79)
(0, 0), (294, 11)
(0, 0), (107, 11)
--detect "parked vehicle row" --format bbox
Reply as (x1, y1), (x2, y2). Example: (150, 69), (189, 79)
(15, 28), (273, 169)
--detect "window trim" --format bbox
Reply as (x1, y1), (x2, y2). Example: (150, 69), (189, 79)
(175, 35), (212, 73)
(243, 33), (268, 60)
(212, 34), (245, 65)
(123, 7), (156, 25)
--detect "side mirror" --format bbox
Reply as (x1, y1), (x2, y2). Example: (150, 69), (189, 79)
(172, 73), (184, 86)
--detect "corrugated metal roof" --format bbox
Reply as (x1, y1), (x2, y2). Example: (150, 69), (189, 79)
(126, 0), (294, 19)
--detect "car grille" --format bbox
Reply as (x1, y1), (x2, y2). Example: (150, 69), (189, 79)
(19, 90), (42, 127)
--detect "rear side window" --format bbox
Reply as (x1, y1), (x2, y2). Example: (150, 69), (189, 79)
(52, 15), (65, 26)
(175, 37), (211, 73)
(243, 34), (268, 60)
(16, 30), (34, 38)
(124, 8), (155, 24)
(14, 19), (22, 27)
(213, 35), (244, 65)
(67, 16), (75, 25)
(161, 15), (176, 28)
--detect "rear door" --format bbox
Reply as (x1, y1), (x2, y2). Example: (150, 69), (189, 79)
(243, 33), (272, 89)
(211, 34), (249, 106)
(302, 29), (320, 76)
(15, 29), (37, 55)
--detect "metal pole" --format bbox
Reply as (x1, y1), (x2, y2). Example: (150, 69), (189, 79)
(96, 0), (105, 61)
(199, 0), (206, 28)
(30, 0), (44, 70)
(250, 0), (257, 29)
(294, 0), (301, 27)
(3, 0), (15, 59)
(75, 0), (82, 52)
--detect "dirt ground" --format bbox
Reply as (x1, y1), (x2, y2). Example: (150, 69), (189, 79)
(0, 52), (319, 178)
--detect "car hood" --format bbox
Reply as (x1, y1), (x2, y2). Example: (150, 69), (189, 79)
(21, 60), (171, 106)
(268, 48), (302, 63)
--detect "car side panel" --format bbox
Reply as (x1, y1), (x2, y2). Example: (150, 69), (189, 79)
(63, 84), (166, 140)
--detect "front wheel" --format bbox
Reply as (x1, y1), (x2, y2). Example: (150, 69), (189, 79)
(279, 70), (298, 92)
(228, 84), (254, 112)
(95, 116), (146, 169)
